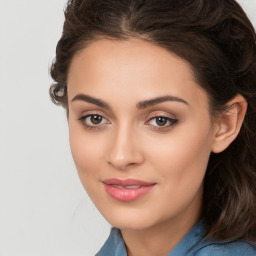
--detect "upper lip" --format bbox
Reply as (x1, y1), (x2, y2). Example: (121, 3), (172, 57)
(102, 178), (156, 186)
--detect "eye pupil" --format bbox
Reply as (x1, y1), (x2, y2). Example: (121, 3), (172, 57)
(156, 117), (168, 126)
(91, 115), (102, 124)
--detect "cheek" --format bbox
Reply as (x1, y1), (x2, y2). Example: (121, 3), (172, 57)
(68, 123), (104, 185)
(146, 119), (213, 187)
(139, 121), (213, 221)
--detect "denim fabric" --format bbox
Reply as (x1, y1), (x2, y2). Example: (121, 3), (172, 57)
(96, 221), (256, 256)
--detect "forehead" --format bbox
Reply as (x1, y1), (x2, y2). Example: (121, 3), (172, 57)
(67, 38), (209, 110)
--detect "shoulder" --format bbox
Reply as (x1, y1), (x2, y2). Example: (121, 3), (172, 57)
(192, 240), (256, 256)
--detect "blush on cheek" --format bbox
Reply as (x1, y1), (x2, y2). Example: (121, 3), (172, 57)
(69, 131), (105, 182)
(69, 135), (92, 174)
(148, 126), (211, 182)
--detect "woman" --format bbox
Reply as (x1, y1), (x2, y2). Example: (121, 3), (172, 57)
(50, 0), (256, 255)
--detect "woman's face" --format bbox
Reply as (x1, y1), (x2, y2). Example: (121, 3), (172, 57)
(67, 38), (217, 230)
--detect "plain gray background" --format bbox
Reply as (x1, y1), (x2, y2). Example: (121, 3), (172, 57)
(0, 1), (255, 255)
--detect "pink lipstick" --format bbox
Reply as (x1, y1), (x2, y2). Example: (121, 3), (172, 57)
(102, 178), (156, 202)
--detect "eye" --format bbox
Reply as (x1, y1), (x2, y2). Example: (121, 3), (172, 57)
(146, 116), (178, 128)
(78, 114), (110, 129)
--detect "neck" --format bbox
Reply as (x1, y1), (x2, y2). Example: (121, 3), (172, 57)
(121, 199), (202, 256)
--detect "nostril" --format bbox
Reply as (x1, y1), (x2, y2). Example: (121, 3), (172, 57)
(127, 162), (137, 167)
(107, 157), (141, 170)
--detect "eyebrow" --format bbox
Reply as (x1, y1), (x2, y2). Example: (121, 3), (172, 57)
(71, 94), (189, 109)
(136, 95), (189, 109)
(72, 94), (110, 109)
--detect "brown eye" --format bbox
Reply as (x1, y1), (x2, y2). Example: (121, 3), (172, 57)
(90, 115), (103, 125)
(146, 115), (178, 129)
(155, 117), (168, 126)
(79, 114), (110, 129)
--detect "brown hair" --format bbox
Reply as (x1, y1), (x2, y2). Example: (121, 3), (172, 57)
(50, 0), (256, 241)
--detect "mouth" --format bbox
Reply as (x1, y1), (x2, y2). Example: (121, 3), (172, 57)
(102, 178), (156, 202)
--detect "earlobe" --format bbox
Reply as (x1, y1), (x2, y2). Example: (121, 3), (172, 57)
(211, 94), (247, 153)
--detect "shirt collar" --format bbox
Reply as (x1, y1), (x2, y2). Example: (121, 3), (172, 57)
(96, 227), (127, 256)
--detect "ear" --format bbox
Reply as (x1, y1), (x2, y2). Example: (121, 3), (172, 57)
(211, 94), (247, 153)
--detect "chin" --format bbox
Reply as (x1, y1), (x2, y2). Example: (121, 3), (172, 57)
(108, 217), (154, 231)
(99, 206), (163, 231)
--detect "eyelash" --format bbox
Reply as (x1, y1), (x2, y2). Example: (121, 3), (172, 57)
(78, 114), (110, 130)
(78, 114), (178, 131)
(145, 116), (178, 131)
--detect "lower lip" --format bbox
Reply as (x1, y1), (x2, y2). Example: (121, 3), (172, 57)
(103, 184), (155, 202)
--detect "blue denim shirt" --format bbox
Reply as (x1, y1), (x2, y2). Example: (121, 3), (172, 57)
(96, 221), (256, 256)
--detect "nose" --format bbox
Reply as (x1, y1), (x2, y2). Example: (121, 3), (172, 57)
(106, 124), (144, 170)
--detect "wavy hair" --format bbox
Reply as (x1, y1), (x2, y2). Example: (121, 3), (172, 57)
(50, 0), (256, 241)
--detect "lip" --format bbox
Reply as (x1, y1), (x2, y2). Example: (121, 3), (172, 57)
(102, 178), (156, 202)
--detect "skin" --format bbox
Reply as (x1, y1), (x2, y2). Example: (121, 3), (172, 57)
(67, 38), (247, 256)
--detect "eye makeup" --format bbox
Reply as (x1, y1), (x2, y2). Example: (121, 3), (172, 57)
(78, 113), (178, 132)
